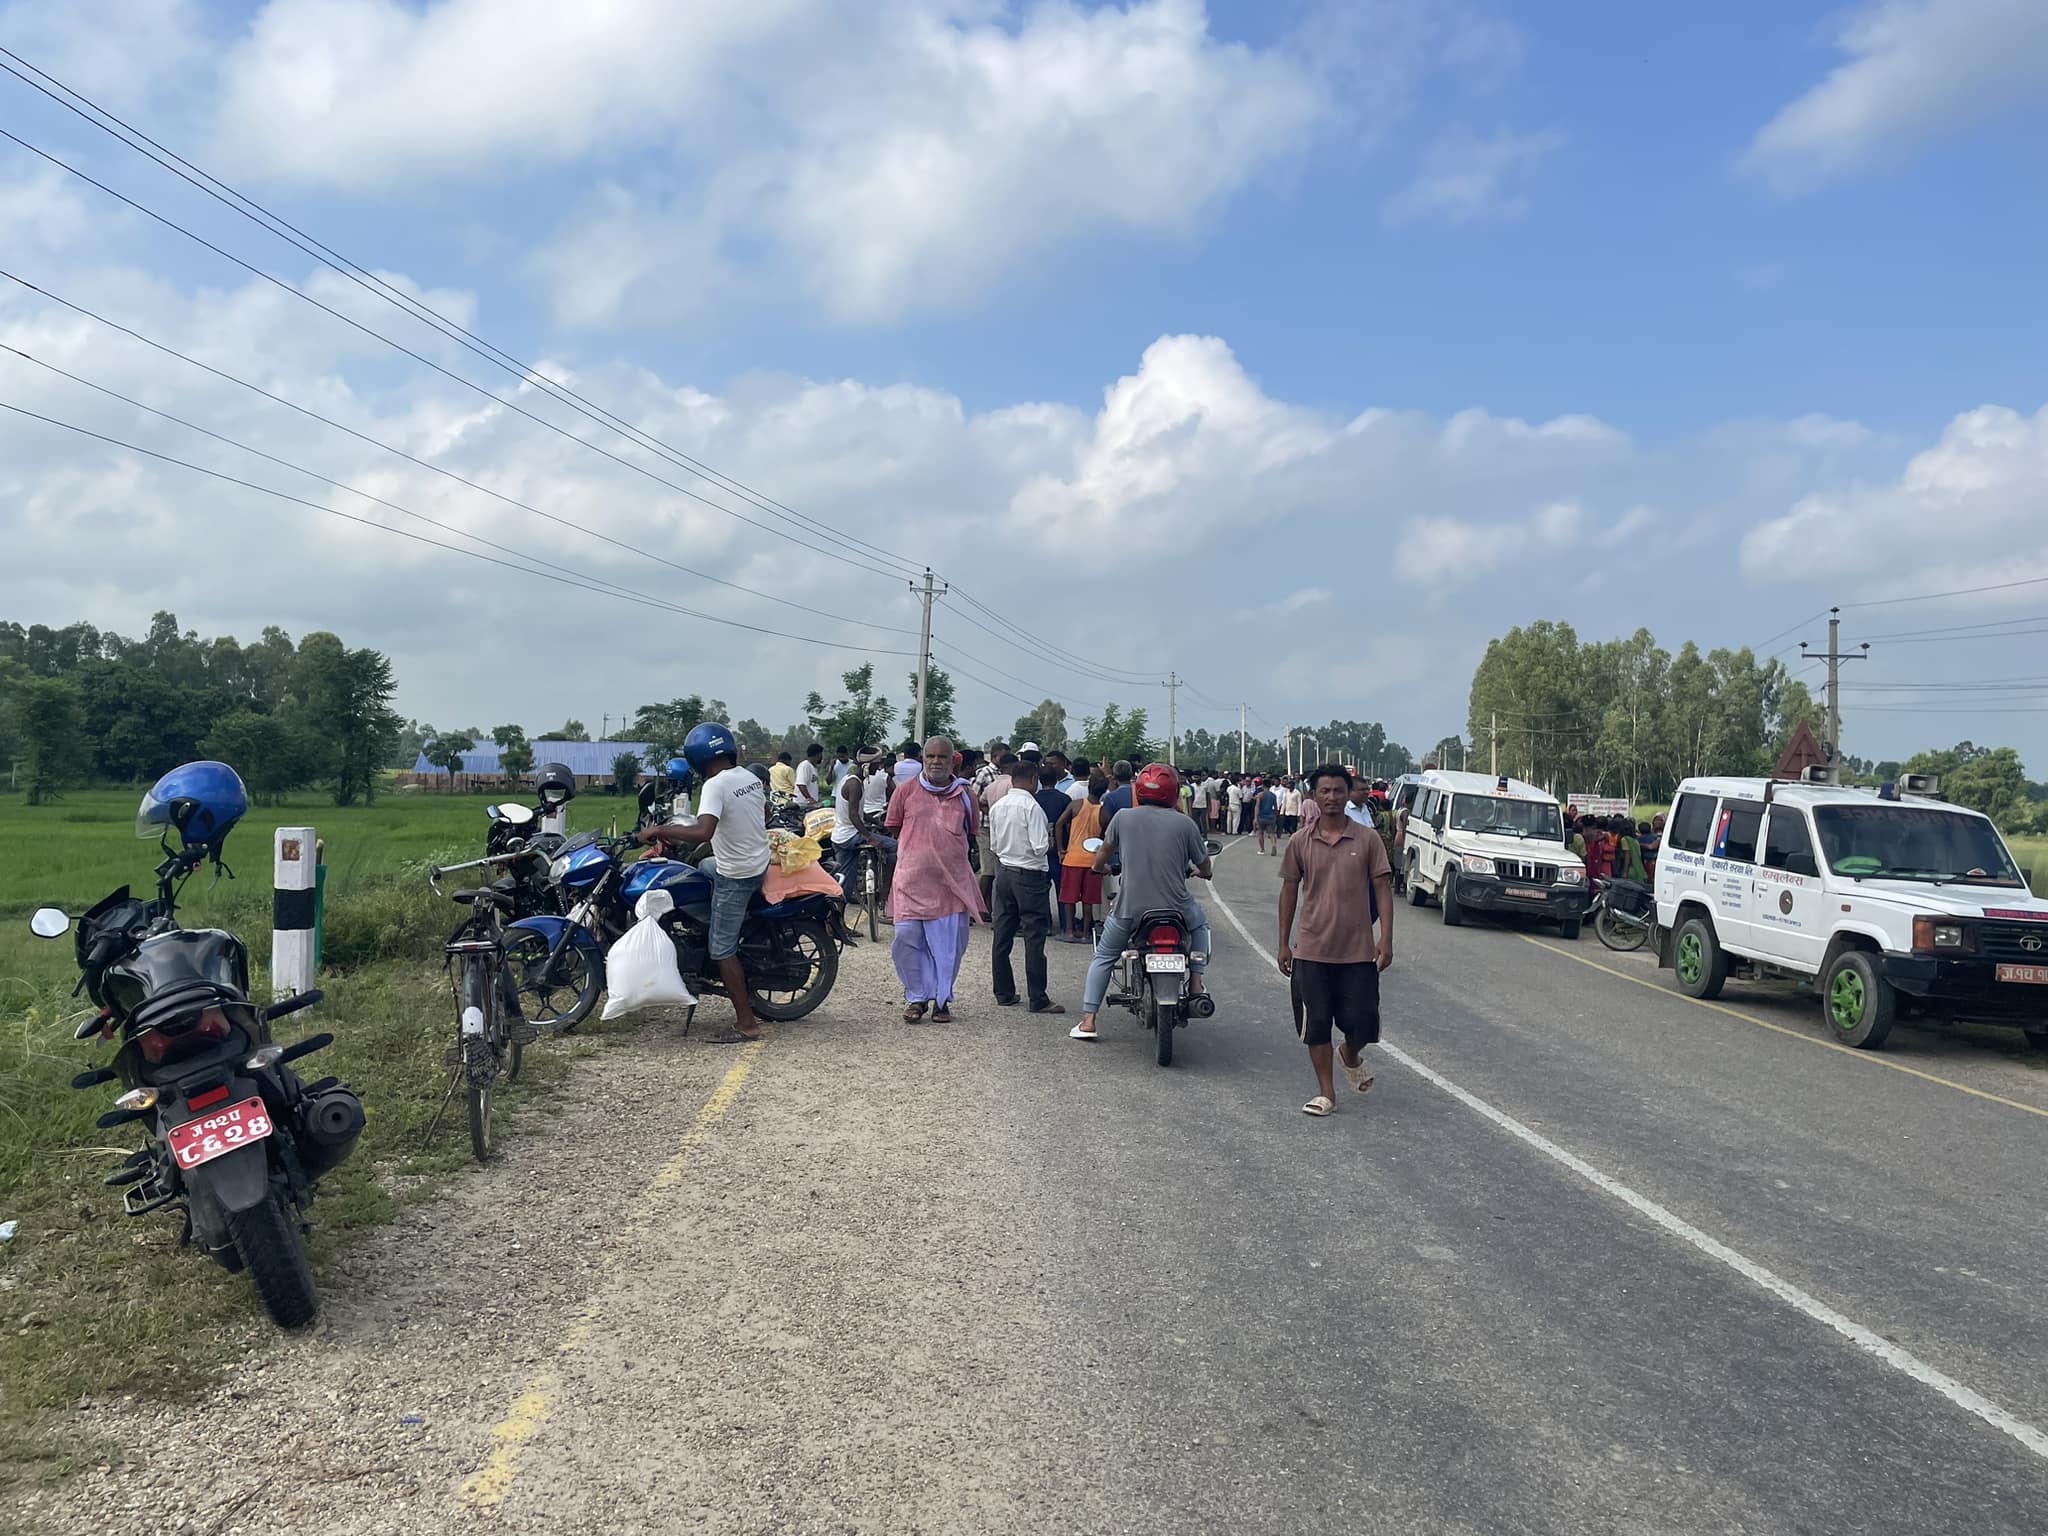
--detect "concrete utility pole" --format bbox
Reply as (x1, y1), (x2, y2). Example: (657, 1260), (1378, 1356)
(1164, 672), (1180, 767)
(1239, 704), (1246, 773)
(1800, 607), (1869, 766)
(911, 568), (946, 743)
(1489, 712), (1498, 777)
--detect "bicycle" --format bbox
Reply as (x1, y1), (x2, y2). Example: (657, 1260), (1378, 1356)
(429, 855), (537, 1162)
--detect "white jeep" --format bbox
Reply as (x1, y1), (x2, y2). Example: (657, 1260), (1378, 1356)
(1396, 769), (1590, 939)
(1655, 771), (2048, 1049)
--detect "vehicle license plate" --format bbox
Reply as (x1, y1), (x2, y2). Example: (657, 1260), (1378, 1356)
(1145, 953), (1188, 973)
(1996, 963), (2048, 986)
(166, 1098), (273, 1171)
(1506, 886), (1545, 901)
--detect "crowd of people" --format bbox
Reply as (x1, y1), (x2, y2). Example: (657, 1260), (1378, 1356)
(703, 734), (1397, 1115)
(1566, 808), (1665, 885)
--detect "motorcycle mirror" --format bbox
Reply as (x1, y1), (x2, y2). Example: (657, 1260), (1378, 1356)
(1081, 838), (1104, 854)
(494, 803), (536, 826)
(29, 907), (70, 939)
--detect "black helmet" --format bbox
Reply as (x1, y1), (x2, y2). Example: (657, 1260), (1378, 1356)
(534, 762), (578, 807)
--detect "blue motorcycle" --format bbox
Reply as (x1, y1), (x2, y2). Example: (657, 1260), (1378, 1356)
(508, 834), (841, 1025)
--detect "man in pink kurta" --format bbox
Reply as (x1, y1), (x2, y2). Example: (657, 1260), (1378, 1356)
(884, 736), (985, 1023)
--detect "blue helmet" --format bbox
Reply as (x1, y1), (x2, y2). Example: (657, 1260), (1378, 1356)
(682, 721), (739, 774)
(664, 756), (691, 784)
(136, 760), (248, 849)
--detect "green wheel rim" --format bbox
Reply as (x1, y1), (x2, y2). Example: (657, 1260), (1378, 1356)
(1677, 931), (1703, 985)
(1829, 969), (1866, 1030)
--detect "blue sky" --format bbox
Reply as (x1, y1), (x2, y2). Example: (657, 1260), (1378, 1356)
(2, 0), (2046, 769)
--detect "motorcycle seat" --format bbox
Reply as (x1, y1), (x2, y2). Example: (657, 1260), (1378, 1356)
(452, 888), (516, 911)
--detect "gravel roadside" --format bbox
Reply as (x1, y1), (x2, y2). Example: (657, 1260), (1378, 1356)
(18, 923), (1125, 1536)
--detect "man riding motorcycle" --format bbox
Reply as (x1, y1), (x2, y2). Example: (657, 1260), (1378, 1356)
(1070, 762), (1214, 1043)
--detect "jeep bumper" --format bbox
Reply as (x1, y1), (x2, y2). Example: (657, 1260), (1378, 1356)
(1453, 874), (1589, 920)
(1877, 954), (2048, 1026)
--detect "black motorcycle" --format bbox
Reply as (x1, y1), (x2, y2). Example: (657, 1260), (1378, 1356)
(34, 841), (364, 1329)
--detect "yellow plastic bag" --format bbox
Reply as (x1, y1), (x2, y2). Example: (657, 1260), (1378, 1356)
(768, 826), (824, 874)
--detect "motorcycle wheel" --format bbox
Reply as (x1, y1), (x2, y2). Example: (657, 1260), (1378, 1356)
(226, 1189), (319, 1329)
(1150, 988), (1174, 1068)
(747, 916), (840, 1022)
(506, 930), (600, 1033)
(1595, 906), (1648, 952)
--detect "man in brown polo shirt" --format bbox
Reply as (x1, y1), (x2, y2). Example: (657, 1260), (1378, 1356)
(1279, 764), (1394, 1117)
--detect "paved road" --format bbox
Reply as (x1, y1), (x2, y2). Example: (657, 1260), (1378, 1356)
(31, 832), (2048, 1534)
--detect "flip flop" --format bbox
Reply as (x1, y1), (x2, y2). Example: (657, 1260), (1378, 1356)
(1068, 1023), (1100, 1042)
(1302, 1095), (1335, 1117)
(1029, 1001), (1067, 1015)
(903, 1002), (929, 1024)
(1339, 1054), (1373, 1093)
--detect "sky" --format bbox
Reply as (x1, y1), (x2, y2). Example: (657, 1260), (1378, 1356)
(2, 0), (2047, 768)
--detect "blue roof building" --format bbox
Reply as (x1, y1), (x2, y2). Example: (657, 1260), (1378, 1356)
(412, 741), (660, 781)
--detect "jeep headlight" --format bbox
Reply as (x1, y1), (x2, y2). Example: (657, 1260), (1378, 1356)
(1463, 856), (1495, 877)
(1556, 868), (1585, 886)
(1912, 916), (1969, 953)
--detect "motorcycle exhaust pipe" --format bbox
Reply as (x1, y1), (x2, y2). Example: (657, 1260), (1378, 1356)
(294, 1086), (365, 1176)
(1186, 992), (1215, 1019)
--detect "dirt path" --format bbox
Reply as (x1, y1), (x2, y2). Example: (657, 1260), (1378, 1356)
(20, 937), (1118, 1536)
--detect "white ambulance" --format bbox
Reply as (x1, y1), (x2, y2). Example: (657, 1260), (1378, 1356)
(1395, 769), (1590, 939)
(1656, 770), (2048, 1048)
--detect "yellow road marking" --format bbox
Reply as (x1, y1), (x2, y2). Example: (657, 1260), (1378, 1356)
(1521, 936), (2048, 1123)
(459, 1035), (768, 1509)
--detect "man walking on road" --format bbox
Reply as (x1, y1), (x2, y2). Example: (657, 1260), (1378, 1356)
(989, 770), (1063, 1015)
(885, 737), (985, 1024)
(1279, 765), (1394, 1117)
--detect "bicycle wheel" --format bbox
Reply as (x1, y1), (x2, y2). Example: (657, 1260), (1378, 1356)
(460, 956), (498, 1162)
(1596, 905), (1649, 952)
(863, 852), (881, 941)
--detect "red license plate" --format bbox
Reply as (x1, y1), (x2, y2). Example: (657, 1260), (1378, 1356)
(1506, 887), (1545, 901)
(166, 1097), (274, 1171)
(1996, 964), (2048, 986)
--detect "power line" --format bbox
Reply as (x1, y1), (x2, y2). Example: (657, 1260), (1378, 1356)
(931, 597), (1164, 690)
(941, 588), (1166, 686)
(0, 52), (932, 586)
(1842, 575), (2048, 610)
(0, 124), (921, 586)
(0, 325), (916, 638)
(0, 396), (920, 656)
(1856, 611), (2048, 642)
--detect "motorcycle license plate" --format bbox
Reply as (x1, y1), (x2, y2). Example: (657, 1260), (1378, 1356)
(166, 1098), (274, 1171)
(1506, 886), (1545, 901)
(1996, 963), (2048, 985)
(1145, 953), (1188, 973)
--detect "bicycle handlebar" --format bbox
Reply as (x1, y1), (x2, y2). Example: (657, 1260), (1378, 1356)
(428, 849), (527, 896)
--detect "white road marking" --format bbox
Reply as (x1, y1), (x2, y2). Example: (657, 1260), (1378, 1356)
(1203, 877), (2048, 1464)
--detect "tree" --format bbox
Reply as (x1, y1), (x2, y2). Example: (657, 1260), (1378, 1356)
(1427, 737), (1465, 769)
(1010, 699), (1068, 753)
(200, 709), (316, 805)
(1077, 703), (1150, 768)
(543, 720), (590, 742)
(428, 732), (475, 792)
(288, 633), (403, 806)
(734, 718), (772, 756)
(902, 665), (956, 742)
(631, 697), (707, 758)
(500, 738), (536, 782)
(6, 673), (91, 804)
(1940, 746), (2029, 829)
(611, 750), (642, 794)
(811, 664), (892, 751)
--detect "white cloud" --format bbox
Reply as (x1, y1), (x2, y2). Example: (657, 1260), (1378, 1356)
(1394, 497), (1583, 590)
(1382, 123), (1563, 226)
(1740, 403), (2048, 602)
(1744, 0), (2048, 190)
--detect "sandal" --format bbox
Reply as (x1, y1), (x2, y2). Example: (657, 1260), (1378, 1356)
(903, 1002), (928, 1024)
(1028, 1001), (1067, 1015)
(1068, 1022), (1100, 1042)
(1302, 1095), (1334, 1117)
(1339, 1053), (1374, 1094)
(708, 1027), (763, 1045)
(932, 1004), (954, 1023)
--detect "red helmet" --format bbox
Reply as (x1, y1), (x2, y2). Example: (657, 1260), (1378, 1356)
(1134, 762), (1181, 807)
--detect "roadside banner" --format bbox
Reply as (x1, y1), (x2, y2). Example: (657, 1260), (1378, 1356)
(1568, 795), (1631, 817)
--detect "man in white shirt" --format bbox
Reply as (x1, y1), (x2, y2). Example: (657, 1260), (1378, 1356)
(1227, 777), (1245, 833)
(636, 728), (770, 1041)
(828, 745), (852, 797)
(988, 776), (1062, 1014)
(795, 742), (824, 810)
(1191, 774), (1211, 827)
(833, 757), (896, 916)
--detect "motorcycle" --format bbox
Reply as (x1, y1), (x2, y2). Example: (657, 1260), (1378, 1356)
(1589, 876), (1658, 953)
(33, 835), (363, 1329)
(508, 832), (842, 1024)
(479, 801), (567, 919)
(1090, 836), (1221, 1067)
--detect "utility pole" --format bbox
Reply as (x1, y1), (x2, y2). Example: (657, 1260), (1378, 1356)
(911, 568), (946, 743)
(1800, 607), (1869, 767)
(1489, 711), (1498, 777)
(1239, 704), (1246, 773)
(1163, 672), (1180, 767)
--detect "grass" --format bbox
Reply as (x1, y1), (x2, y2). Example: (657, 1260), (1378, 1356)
(0, 786), (640, 1490)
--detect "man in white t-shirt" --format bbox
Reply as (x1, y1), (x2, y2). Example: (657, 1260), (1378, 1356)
(795, 742), (824, 810)
(1191, 775), (1211, 825)
(636, 726), (770, 1041)
(828, 746), (853, 797)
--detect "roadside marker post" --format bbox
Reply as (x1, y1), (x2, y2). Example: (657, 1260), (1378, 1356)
(273, 826), (317, 998)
